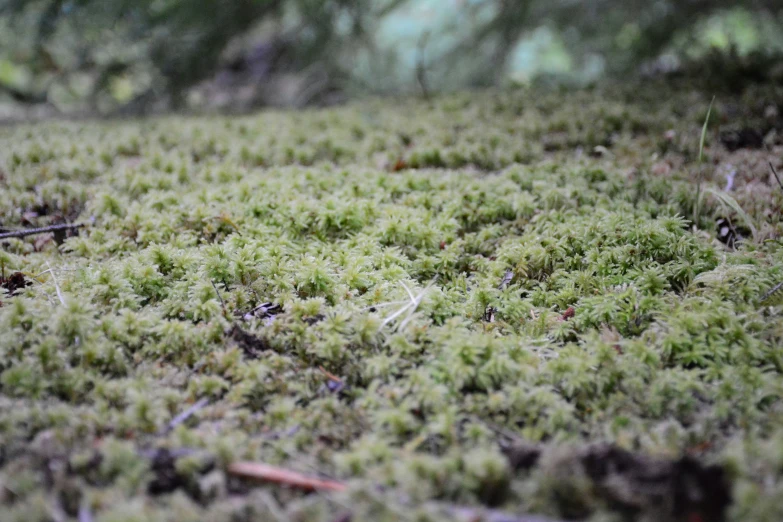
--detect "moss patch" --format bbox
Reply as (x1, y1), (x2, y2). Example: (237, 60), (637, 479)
(1, 79), (783, 521)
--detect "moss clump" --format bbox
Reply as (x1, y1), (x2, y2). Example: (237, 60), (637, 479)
(1, 79), (783, 521)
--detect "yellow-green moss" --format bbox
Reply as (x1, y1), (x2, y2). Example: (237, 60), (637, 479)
(1, 79), (783, 521)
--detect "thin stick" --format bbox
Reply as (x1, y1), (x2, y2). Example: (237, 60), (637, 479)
(476, 416), (524, 444)
(397, 309), (422, 331)
(0, 223), (83, 240)
(164, 398), (209, 433)
(319, 366), (343, 384)
(380, 301), (414, 329)
(46, 261), (65, 305)
(381, 280), (436, 331)
(210, 279), (226, 310)
(399, 280), (417, 304)
(763, 143), (783, 193)
(760, 280), (783, 303)
(768, 161), (783, 193)
(693, 96), (715, 226)
(227, 461), (347, 492)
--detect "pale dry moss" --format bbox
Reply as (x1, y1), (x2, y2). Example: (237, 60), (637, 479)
(0, 80), (783, 521)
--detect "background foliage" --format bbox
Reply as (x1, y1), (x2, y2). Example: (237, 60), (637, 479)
(0, 0), (782, 115)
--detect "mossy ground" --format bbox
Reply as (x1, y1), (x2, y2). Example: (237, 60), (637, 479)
(1, 80), (783, 522)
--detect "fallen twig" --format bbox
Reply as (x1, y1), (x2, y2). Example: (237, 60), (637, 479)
(769, 160), (783, 192)
(476, 417), (524, 445)
(46, 261), (65, 305)
(380, 280), (434, 332)
(0, 222), (83, 240)
(760, 280), (783, 303)
(228, 461), (347, 492)
(164, 398), (210, 434)
(319, 366), (343, 384)
(209, 279), (226, 313)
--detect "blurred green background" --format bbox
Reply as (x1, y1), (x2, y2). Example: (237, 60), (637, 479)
(1, 0), (782, 117)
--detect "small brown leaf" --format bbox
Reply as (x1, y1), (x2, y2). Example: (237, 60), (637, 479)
(391, 158), (408, 172)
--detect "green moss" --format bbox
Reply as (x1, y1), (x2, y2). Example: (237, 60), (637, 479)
(1, 79), (783, 521)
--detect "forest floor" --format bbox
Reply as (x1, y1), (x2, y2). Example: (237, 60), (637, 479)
(1, 79), (783, 522)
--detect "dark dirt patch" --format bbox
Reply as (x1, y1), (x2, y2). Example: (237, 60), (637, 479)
(227, 323), (273, 358)
(720, 127), (764, 151)
(143, 447), (215, 496)
(503, 443), (542, 471)
(1, 271), (32, 297)
(580, 445), (730, 522)
(504, 443), (731, 522)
